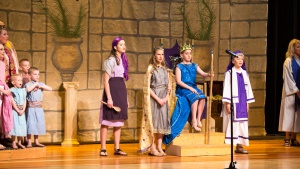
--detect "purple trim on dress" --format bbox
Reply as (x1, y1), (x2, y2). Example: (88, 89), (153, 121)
(223, 97), (231, 101)
(226, 137), (238, 139)
(233, 119), (248, 122)
(247, 98), (254, 101)
(102, 120), (124, 127)
(223, 96), (238, 102)
(225, 136), (249, 139)
(238, 136), (249, 139)
(235, 72), (248, 119)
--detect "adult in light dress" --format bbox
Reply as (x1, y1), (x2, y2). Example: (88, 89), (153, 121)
(279, 39), (300, 146)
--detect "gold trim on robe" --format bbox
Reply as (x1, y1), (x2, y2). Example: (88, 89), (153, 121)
(137, 64), (176, 153)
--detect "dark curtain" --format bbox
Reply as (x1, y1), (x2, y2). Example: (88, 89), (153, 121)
(265, 0), (300, 135)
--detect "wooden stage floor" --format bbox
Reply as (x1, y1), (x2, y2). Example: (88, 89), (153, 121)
(0, 139), (299, 169)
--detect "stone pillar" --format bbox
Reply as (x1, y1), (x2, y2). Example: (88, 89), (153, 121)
(61, 82), (80, 147)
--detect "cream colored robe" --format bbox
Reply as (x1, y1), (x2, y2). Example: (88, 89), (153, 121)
(278, 57), (300, 132)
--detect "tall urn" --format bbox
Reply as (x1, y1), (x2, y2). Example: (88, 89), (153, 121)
(192, 40), (214, 81)
(52, 37), (83, 82)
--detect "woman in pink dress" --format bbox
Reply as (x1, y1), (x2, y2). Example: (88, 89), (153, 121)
(0, 21), (19, 86)
(0, 43), (13, 149)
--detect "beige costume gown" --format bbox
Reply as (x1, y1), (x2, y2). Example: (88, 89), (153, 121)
(138, 65), (176, 153)
(278, 57), (300, 132)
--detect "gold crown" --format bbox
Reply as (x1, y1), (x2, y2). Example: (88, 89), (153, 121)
(180, 43), (193, 53)
(0, 21), (5, 29)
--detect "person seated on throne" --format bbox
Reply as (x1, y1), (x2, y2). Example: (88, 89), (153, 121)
(163, 43), (213, 145)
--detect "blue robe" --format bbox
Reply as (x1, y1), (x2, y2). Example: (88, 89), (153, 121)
(163, 63), (206, 145)
(25, 81), (46, 135)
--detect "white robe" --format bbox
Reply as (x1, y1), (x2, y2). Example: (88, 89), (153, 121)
(278, 57), (300, 132)
(221, 68), (255, 146)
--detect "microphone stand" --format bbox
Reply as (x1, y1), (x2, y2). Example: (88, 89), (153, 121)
(226, 53), (237, 169)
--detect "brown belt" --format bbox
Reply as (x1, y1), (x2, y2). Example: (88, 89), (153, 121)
(27, 101), (43, 108)
(150, 85), (167, 90)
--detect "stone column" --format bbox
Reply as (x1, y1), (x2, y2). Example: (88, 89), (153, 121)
(61, 82), (80, 147)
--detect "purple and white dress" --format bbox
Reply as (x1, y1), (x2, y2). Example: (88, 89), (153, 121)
(99, 56), (128, 127)
(221, 67), (255, 146)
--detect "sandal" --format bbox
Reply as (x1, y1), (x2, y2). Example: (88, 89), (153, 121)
(0, 144), (5, 150)
(114, 149), (127, 156)
(99, 149), (108, 156)
(148, 150), (162, 157)
(235, 146), (248, 154)
(290, 139), (300, 147)
(284, 139), (290, 147)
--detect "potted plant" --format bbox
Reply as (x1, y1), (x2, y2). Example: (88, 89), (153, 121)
(179, 0), (216, 41)
(179, 0), (216, 73)
(39, 0), (87, 82)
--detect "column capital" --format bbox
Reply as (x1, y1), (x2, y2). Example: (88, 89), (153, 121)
(63, 82), (79, 90)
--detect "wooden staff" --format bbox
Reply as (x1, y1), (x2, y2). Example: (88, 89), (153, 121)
(191, 39), (194, 45)
(191, 39), (194, 54)
(207, 51), (214, 144)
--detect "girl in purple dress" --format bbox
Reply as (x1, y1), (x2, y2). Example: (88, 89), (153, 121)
(99, 37), (129, 156)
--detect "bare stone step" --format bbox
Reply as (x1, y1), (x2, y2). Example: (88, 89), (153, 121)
(171, 132), (226, 145)
(165, 132), (230, 156)
(166, 144), (231, 156)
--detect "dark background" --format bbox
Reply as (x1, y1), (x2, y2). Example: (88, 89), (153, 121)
(265, 0), (300, 135)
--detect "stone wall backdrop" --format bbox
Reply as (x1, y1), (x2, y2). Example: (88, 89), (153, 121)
(0, 0), (267, 144)
(218, 0), (267, 136)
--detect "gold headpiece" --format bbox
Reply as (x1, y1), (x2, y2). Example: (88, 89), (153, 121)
(180, 43), (193, 53)
(0, 21), (5, 29)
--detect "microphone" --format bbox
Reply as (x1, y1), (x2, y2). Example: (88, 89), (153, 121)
(225, 50), (238, 57)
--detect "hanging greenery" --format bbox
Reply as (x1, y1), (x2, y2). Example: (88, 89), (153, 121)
(38, 0), (87, 38)
(179, 0), (216, 41)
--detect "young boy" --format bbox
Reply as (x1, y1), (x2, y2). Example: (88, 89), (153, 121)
(18, 59), (30, 145)
(221, 50), (255, 154)
(25, 67), (52, 147)
(19, 59), (31, 85)
(9, 74), (27, 149)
